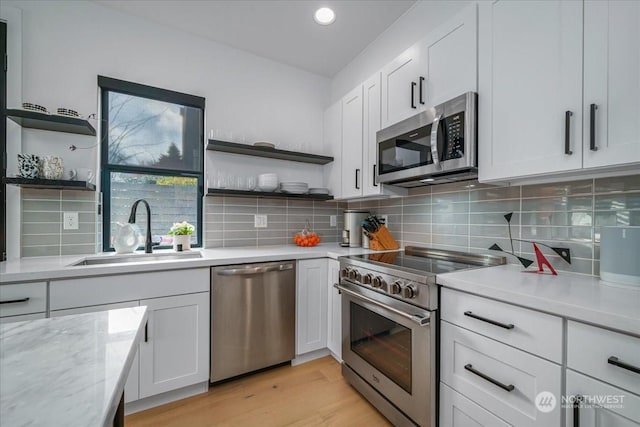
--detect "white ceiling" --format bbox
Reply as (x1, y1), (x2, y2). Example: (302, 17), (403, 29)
(94, 0), (417, 78)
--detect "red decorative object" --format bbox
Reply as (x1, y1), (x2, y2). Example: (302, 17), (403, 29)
(532, 243), (557, 275)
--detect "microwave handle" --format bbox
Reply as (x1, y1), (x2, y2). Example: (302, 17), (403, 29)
(430, 114), (442, 169)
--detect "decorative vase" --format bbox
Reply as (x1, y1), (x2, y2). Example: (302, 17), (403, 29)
(17, 154), (40, 178)
(172, 234), (192, 251)
(41, 156), (64, 180)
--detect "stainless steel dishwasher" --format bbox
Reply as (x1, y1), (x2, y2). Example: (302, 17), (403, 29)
(210, 261), (296, 383)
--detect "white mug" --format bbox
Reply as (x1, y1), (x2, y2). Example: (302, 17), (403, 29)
(69, 168), (94, 183)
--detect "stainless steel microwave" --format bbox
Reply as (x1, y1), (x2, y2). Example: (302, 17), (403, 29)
(376, 92), (477, 187)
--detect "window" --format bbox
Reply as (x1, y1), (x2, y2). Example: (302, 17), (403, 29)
(99, 76), (205, 251)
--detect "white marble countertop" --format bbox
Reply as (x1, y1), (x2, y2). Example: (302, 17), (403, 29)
(438, 264), (640, 337)
(0, 244), (385, 283)
(0, 306), (147, 427)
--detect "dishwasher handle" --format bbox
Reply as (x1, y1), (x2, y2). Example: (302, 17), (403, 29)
(216, 263), (294, 276)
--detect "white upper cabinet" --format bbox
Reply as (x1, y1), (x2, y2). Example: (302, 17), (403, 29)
(341, 85), (365, 199)
(423, 4), (478, 108)
(381, 42), (426, 128)
(479, 0), (584, 182)
(362, 73), (382, 196)
(583, 0), (640, 169)
(323, 100), (342, 199)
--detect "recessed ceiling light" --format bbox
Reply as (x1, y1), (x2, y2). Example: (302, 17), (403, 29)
(314, 7), (336, 25)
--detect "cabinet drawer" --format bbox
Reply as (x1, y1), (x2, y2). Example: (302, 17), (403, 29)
(0, 282), (46, 317)
(568, 321), (640, 396)
(441, 321), (561, 427)
(566, 369), (640, 427)
(50, 268), (209, 310)
(441, 288), (563, 362)
(440, 382), (512, 427)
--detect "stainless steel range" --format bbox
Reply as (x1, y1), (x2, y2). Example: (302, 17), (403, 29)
(336, 247), (505, 426)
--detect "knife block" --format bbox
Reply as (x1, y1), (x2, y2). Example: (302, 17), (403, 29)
(369, 225), (399, 250)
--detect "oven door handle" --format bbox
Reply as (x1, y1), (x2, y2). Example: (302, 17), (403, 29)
(334, 283), (430, 326)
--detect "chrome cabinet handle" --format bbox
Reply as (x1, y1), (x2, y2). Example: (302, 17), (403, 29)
(464, 311), (514, 330)
(430, 114), (442, 169)
(608, 356), (640, 375)
(590, 104), (598, 151)
(573, 395), (583, 427)
(334, 283), (430, 326)
(217, 263), (294, 276)
(464, 364), (515, 392)
(565, 110), (573, 155)
(0, 297), (30, 305)
(411, 82), (417, 109)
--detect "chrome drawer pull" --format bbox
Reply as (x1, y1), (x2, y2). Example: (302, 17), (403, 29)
(464, 311), (514, 329)
(608, 356), (640, 375)
(464, 364), (515, 392)
(0, 297), (30, 305)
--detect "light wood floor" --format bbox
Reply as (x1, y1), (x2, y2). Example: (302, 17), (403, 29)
(126, 356), (392, 427)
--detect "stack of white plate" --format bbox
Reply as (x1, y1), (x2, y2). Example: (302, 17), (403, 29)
(309, 188), (330, 195)
(280, 182), (308, 194)
(258, 173), (278, 191)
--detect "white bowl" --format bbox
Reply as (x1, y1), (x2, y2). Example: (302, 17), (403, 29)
(258, 183), (278, 192)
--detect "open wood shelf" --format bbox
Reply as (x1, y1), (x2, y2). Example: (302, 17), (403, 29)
(207, 188), (333, 200)
(4, 177), (96, 191)
(206, 140), (333, 165)
(7, 109), (96, 136)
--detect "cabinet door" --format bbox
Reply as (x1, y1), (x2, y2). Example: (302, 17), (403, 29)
(323, 100), (342, 198)
(567, 369), (640, 427)
(139, 292), (209, 398)
(478, 0), (583, 182)
(0, 312), (45, 324)
(341, 86), (364, 199)
(381, 42), (425, 128)
(326, 259), (341, 361)
(296, 259), (328, 355)
(51, 301), (141, 403)
(440, 382), (512, 427)
(424, 4), (477, 108)
(583, 0), (640, 169)
(362, 72), (382, 197)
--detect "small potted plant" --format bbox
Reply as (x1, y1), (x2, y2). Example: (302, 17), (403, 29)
(168, 221), (195, 251)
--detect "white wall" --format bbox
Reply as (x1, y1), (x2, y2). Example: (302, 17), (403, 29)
(6, 0), (331, 171)
(330, 0), (470, 104)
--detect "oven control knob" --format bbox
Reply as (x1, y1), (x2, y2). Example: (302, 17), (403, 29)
(372, 276), (386, 289)
(340, 268), (350, 279)
(362, 273), (374, 285)
(390, 281), (403, 294)
(348, 269), (359, 281)
(402, 285), (416, 299)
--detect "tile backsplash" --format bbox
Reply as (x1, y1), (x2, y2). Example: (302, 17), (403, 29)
(18, 174), (639, 277)
(21, 189), (97, 257)
(349, 174), (640, 276)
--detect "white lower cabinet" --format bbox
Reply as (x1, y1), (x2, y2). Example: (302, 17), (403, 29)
(0, 312), (46, 323)
(441, 320), (561, 427)
(566, 369), (640, 427)
(139, 292), (209, 398)
(0, 282), (46, 318)
(440, 382), (512, 427)
(296, 259), (328, 355)
(326, 259), (341, 361)
(51, 301), (141, 403)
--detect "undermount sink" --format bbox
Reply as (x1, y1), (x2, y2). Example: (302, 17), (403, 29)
(70, 251), (203, 266)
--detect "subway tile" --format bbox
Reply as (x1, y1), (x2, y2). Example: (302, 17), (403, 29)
(469, 212), (520, 226)
(521, 225), (593, 242)
(594, 174), (640, 194)
(61, 191), (97, 201)
(469, 186), (521, 202)
(595, 193), (640, 211)
(22, 211), (62, 223)
(469, 224), (514, 239)
(22, 245), (60, 257)
(469, 199), (520, 213)
(257, 229), (287, 239)
(222, 213), (255, 223)
(522, 180), (592, 198)
(521, 196), (592, 212)
(432, 202), (469, 214)
(432, 223), (470, 236)
(205, 239), (224, 248)
(433, 213), (470, 225)
(401, 232), (431, 246)
(407, 186), (431, 196)
(206, 224), (224, 234)
(204, 230), (223, 240)
(288, 199), (314, 209)
(223, 229), (257, 240)
(431, 181), (473, 194)
(61, 244), (99, 256)
(402, 223), (431, 234)
(432, 234), (468, 247)
(21, 200), (61, 212)
(61, 201), (96, 212)
(224, 238), (257, 248)
(594, 210), (640, 227)
(21, 222), (60, 234)
(258, 237), (289, 246)
(62, 222), (96, 235)
(223, 196), (257, 207)
(378, 198), (402, 208)
(205, 213), (224, 223)
(20, 189), (60, 200)
(402, 194), (431, 206)
(402, 213), (431, 224)
(223, 222), (255, 232)
(223, 205), (258, 215)
(22, 233), (61, 246)
(61, 233), (95, 245)
(432, 191), (469, 204)
(258, 205), (287, 215)
(402, 204), (429, 215)
(519, 211), (591, 227)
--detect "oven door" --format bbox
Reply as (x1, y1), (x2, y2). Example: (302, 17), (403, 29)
(337, 281), (435, 427)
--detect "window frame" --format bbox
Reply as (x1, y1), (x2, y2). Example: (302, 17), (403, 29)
(98, 76), (205, 252)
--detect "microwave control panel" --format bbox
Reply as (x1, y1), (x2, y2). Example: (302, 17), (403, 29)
(443, 112), (465, 160)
